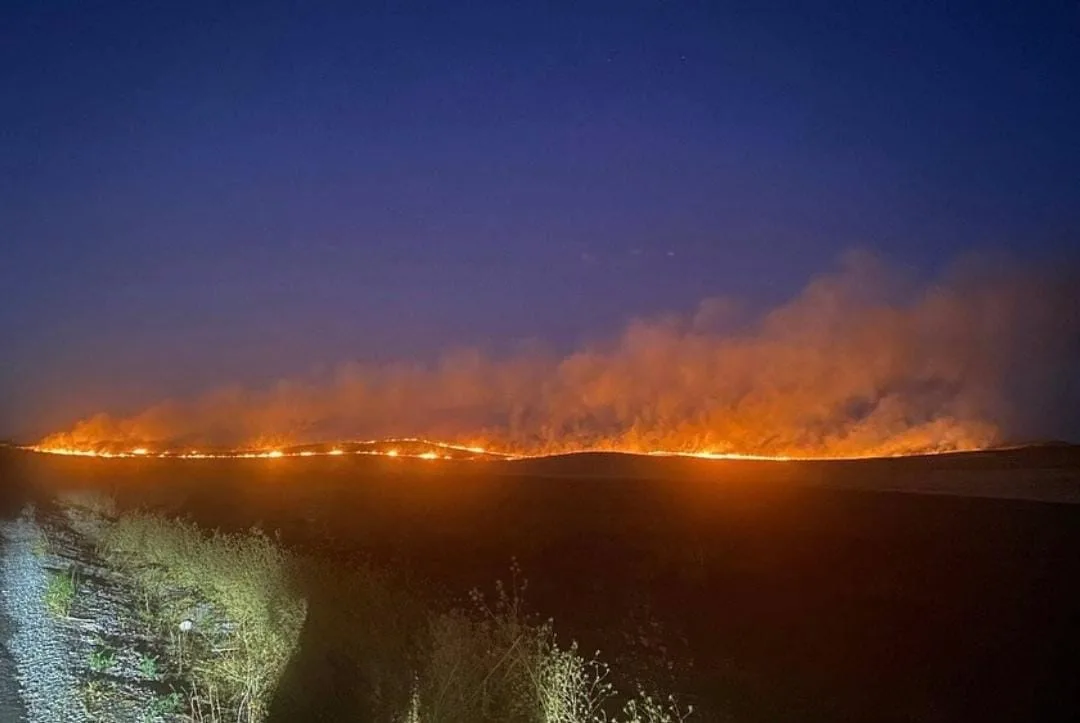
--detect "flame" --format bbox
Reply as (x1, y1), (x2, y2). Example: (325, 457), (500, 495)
(21, 436), (975, 463)
(22, 436), (521, 462)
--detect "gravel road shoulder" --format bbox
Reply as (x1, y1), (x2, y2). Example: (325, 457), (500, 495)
(1, 504), (184, 722)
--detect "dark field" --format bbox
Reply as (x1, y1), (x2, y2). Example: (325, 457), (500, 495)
(3, 446), (1080, 722)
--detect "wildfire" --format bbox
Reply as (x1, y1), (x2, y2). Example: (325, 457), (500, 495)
(21, 436), (976, 463)
(22, 437), (514, 462)
(28, 255), (1069, 467)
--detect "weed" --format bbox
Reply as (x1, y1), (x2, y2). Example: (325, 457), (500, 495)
(148, 690), (183, 716)
(400, 682), (422, 723)
(415, 563), (553, 722)
(88, 645), (117, 673)
(620, 691), (694, 723)
(44, 568), (77, 618)
(82, 678), (110, 717)
(138, 653), (160, 680)
(534, 641), (615, 723)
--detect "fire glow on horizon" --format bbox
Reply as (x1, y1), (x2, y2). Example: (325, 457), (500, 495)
(22, 437), (969, 463)
(24, 437), (512, 461)
(26, 256), (1076, 463)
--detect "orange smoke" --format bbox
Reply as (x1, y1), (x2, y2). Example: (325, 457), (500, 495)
(35, 252), (1078, 459)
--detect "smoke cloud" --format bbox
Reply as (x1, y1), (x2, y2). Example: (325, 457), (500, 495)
(40, 252), (1080, 457)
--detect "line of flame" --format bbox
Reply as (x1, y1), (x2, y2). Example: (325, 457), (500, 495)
(22, 436), (506, 462)
(20, 437), (972, 463)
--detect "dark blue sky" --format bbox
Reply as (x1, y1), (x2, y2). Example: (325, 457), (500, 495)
(3, 0), (1079, 439)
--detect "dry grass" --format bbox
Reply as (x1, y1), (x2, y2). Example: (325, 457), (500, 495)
(409, 564), (693, 723)
(31, 529), (51, 558)
(98, 514), (306, 722)
(415, 570), (541, 723)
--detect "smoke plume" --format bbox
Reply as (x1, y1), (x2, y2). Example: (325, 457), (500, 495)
(39, 252), (1080, 457)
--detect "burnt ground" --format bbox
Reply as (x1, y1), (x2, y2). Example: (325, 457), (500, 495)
(3, 445), (1080, 722)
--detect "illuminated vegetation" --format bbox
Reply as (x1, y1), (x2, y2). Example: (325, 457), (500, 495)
(412, 570), (694, 723)
(44, 567), (77, 618)
(97, 513), (306, 722)
(61, 493), (693, 722)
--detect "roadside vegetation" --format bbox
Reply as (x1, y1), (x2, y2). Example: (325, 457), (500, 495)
(53, 488), (693, 723)
(97, 513), (306, 722)
(407, 567), (694, 723)
(44, 567), (77, 617)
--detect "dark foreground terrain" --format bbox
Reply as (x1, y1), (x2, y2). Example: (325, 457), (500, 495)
(2, 445), (1079, 722)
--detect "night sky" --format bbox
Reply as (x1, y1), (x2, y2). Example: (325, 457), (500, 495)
(3, 1), (1079, 441)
